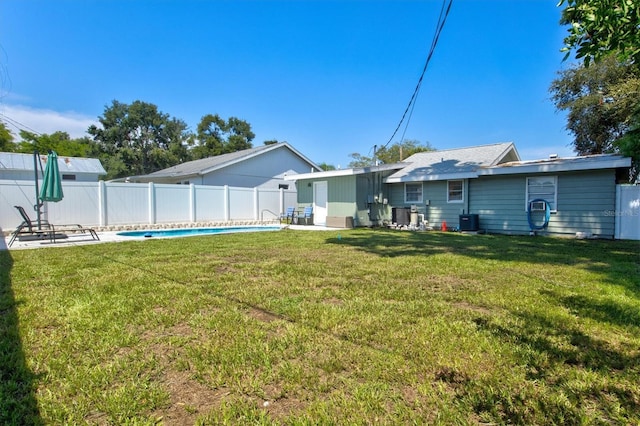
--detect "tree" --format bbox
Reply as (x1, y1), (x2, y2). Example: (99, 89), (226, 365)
(550, 55), (640, 181)
(347, 152), (373, 168)
(0, 122), (16, 151)
(13, 130), (96, 157)
(348, 140), (434, 168)
(88, 100), (192, 179)
(558, 0), (640, 66)
(191, 114), (255, 159)
(317, 162), (336, 171)
(375, 139), (434, 164)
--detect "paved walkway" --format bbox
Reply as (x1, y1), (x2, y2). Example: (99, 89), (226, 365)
(1, 224), (341, 251)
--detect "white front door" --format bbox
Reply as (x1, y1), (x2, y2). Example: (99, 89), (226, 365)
(313, 181), (328, 225)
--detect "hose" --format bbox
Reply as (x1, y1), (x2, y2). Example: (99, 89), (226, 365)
(527, 199), (550, 230)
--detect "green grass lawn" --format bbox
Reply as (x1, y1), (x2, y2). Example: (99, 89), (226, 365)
(1, 229), (639, 425)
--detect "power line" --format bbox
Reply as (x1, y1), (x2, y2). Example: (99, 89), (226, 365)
(0, 113), (42, 136)
(382, 0), (453, 150)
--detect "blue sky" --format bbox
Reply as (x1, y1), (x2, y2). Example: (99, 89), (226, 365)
(0, 0), (575, 167)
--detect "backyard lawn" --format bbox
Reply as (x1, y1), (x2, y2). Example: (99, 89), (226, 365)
(1, 229), (639, 425)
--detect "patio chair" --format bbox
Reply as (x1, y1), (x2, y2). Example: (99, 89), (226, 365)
(297, 206), (313, 225)
(7, 206), (55, 247)
(8, 205), (99, 247)
(280, 206), (296, 224)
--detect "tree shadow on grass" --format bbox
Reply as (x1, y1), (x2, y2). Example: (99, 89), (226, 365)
(472, 308), (640, 422)
(0, 250), (42, 425)
(327, 229), (640, 296)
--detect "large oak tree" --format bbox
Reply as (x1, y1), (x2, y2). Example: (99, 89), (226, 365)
(88, 100), (192, 179)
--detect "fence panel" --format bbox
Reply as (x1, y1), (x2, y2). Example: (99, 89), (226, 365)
(155, 184), (191, 224)
(229, 187), (256, 221)
(105, 183), (150, 225)
(615, 184), (640, 240)
(1, 179), (295, 231)
(194, 186), (226, 222)
(46, 182), (101, 226)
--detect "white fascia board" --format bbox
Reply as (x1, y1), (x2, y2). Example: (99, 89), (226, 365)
(284, 169), (359, 181)
(285, 163), (405, 181)
(480, 157), (631, 176)
(385, 172), (479, 183)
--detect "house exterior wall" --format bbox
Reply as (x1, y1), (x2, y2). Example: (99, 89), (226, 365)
(468, 169), (618, 237)
(294, 175), (358, 221)
(294, 171), (396, 227)
(386, 169), (618, 236)
(201, 148), (315, 189)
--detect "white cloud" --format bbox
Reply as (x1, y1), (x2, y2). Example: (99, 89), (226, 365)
(0, 104), (98, 139)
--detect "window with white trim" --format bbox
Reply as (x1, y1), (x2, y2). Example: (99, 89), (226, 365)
(526, 176), (557, 212)
(447, 180), (463, 203)
(405, 182), (422, 203)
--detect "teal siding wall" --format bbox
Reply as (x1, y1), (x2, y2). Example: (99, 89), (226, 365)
(296, 181), (313, 204)
(468, 176), (528, 233)
(469, 169), (617, 237)
(355, 174), (392, 226)
(423, 180), (469, 228)
(388, 181), (468, 228)
(295, 176), (358, 221)
(553, 170), (616, 237)
(328, 175), (358, 217)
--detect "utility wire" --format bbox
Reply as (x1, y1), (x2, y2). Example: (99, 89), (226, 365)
(382, 0), (453, 150)
(0, 113), (42, 136)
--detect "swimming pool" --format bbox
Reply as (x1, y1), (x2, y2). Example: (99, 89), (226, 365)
(117, 225), (282, 238)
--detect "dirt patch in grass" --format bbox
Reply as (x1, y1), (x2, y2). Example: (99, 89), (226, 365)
(155, 370), (230, 424)
(258, 383), (307, 420)
(261, 396), (307, 422)
(323, 297), (343, 305)
(452, 301), (492, 315)
(248, 306), (281, 323)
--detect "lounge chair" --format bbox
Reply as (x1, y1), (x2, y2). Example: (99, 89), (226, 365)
(297, 206), (313, 225)
(8, 205), (99, 247)
(280, 206), (296, 224)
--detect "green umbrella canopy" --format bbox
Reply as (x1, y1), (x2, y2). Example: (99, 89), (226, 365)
(39, 151), (64, 202)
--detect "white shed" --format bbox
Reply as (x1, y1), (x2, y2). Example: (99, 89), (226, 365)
(0, 152), (107, 182)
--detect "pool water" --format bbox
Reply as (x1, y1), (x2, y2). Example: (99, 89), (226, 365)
(117, 226), (281, 238)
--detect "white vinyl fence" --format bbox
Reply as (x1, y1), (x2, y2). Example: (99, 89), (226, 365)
(614, 184), (640, 240)
(0, 180), (297, 233)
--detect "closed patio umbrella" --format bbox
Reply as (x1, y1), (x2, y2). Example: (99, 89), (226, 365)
(39, 151), (64, 202)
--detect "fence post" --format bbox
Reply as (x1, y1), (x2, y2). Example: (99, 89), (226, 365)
(254, 187), (259, 221)
(190, 184), (196, 223)
(148, 182), (156, 224)
(98, 180), (107, 227)
(279, 187), (284, 215)
(224, 185), (230, 222)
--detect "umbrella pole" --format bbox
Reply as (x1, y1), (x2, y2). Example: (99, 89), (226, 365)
(33, 151), (42, 230)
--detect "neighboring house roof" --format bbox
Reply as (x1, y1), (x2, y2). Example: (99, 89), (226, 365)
(126, 142), (320, 181)
(385, 142), (520, 183)
(480, 153), (632, 175)
(0, 152), (107, 175)
(284, 162), (406, 181)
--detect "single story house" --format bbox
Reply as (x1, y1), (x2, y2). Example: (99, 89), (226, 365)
(285, 142), (635, 238)
(123, 142), (321, 189)
(0, 152), (107, 182)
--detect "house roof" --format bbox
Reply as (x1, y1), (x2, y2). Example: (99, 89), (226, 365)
(480, 153), (632, 175)
(0, 152), (107, 175)
(385, 142), (520, 183)
(284, 162), (406, 181)
(129, 142), (320, 180)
